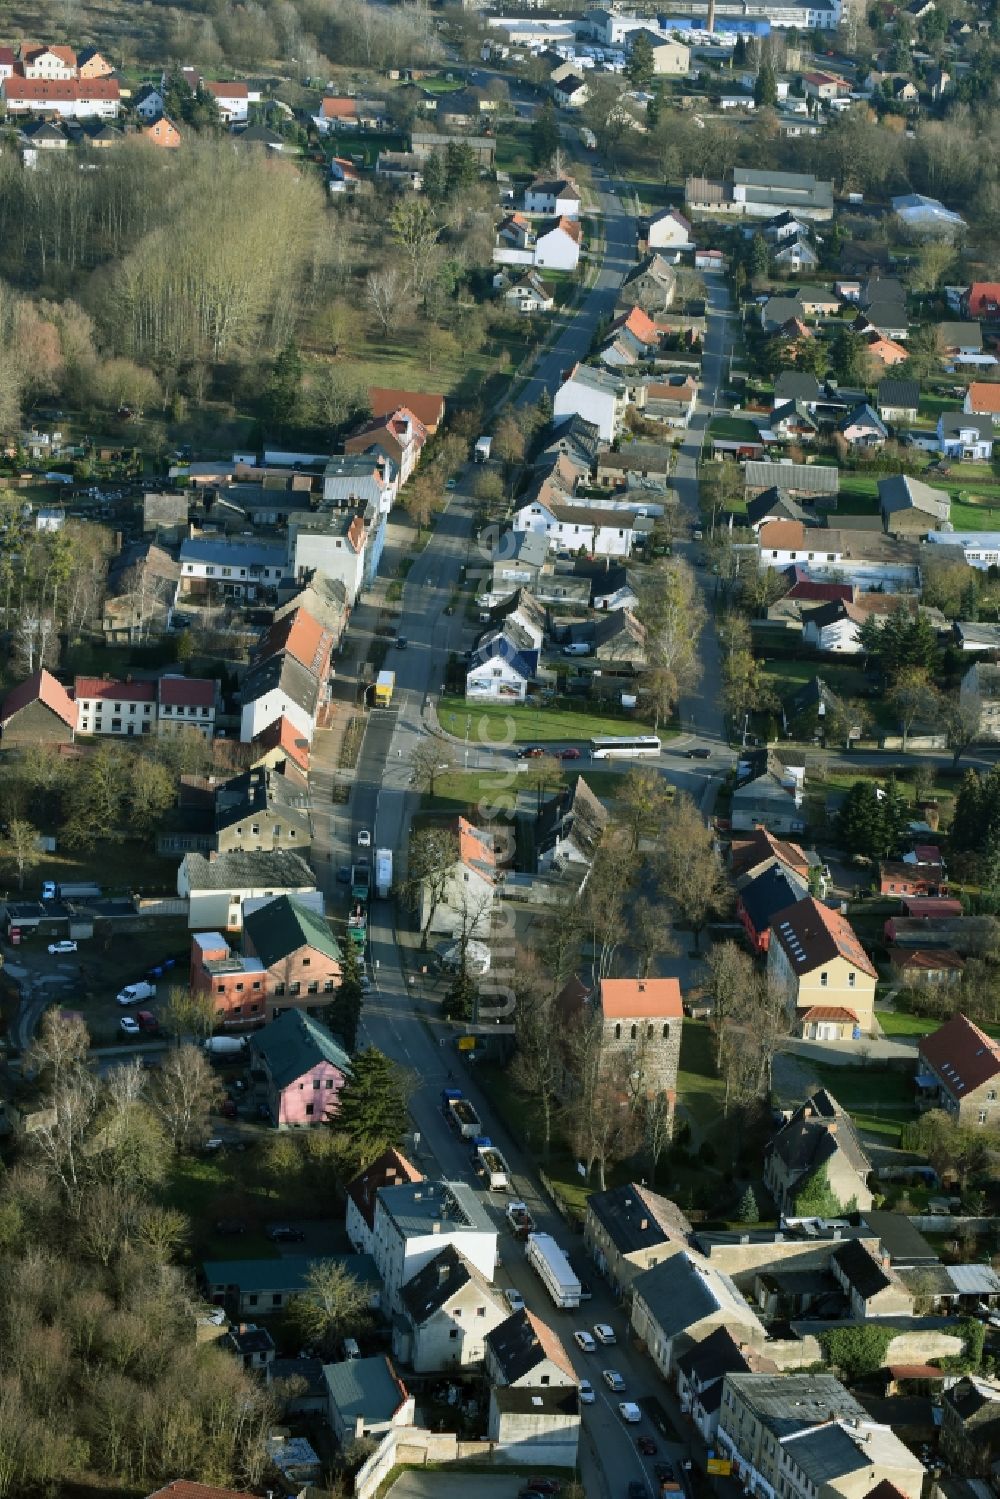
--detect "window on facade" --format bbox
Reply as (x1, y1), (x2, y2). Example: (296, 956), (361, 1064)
(820, 972), (828, 986)
(272, 1294), (281, 1307)
(980, 1109), (988, 1124)
(305, 1104), (314, 1117)
(324, 980), (334, 994)
(290, 982), (300, 997)
(647, 1024), (654, 1039)
(630, 1024), (637, 1040)
(847, 972), (856, 988)
(662, 1024), (669, 1039)
(307, 981), (318, 995)
(274, 983), (285, 996)
(248, 1295), (258, 1307)
(449, 1329), (459, 1340)
(302, 958), (310, 967)
(325, 1079), (334, 1088)
(614, 1023), (621, 1039)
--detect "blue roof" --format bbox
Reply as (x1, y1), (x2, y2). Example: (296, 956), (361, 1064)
(470, 630), (537, 681)
(739, 865), (807, 936)
(180, 536), (287, 568)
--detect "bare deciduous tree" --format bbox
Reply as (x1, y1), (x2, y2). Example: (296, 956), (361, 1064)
(153, 1044), (224, 1153)
(365, 267), (403, 337)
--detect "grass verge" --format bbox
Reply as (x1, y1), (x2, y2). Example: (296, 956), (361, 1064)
(438, 694), (663, 745)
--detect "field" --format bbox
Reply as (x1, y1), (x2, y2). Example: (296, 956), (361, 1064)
(837, 464), (1000, 531)
(437, 695), (660, 745)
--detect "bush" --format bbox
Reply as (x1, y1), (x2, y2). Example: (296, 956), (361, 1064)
(820, 1325), (894, 1381)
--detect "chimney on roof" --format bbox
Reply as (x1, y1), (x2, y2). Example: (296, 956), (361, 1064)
(640, 1218), (649, 1231)
(827, 1122), (837, 1135)
(438, 1260), (449, 1285)
(802, 1106), (813, 1119)
(433, 1220), (441, 1234)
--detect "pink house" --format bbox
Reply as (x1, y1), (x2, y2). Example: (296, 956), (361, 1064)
(248, 1009), (351, 1127)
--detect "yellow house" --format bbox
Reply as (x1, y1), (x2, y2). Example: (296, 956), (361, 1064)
(766, 896), (877, 1039)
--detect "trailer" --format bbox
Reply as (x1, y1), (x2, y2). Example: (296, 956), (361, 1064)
(474, 435), (492, 463)
(374, 670), (395, 706)
(376, 848), (393, 900)
(525, 1232), (581, 1309)
(347, 902), (367, 951)
(441, 1087), (482, 1139)
(351, 862), (371, 903)
(470, 1136), (511, 1192)
(42, 880), (102, 901)
(506, 1200), (535, 1239)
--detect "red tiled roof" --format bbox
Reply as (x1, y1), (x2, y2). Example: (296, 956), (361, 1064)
(0, 47), (17, 65)
(900, 896), (962, 918)
(730, 829), (811, 882)
(257, 607), (332, 677)
(346, 1146), (423, 1231)
(758, 520), (807, 550)
(252, 715), (310, 772)
(74, 676), (156, 703)
(771, 895), (878, 979)
(146, 1485), (257, 1499)
(321, 96), (357, 118)
(1, 668), (77, 730)
(600, 977), (683, 1019)
(158, 676), (216, 708)
(800, 1005), (859, 1023)
(966, 283), (1000, 316)
(205, 80), (248, 99)
(887, 1365), (947, 1380)
(887, 947), (964, 973)
(967, 382), (1000, 415)
(24, 44), (77, 66)
(784, 574), (854, 602)
(369, 387), (445, 431)
(4, 75), (118, 100)
(457, 815), (495, 874)
(919, 1012), (1000, 1095)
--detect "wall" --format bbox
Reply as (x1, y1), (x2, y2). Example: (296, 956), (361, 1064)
(355, 1429), (493, 1499)
(134, 897), (189, 918)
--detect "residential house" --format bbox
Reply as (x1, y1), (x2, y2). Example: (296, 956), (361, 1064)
(314, 96), (359, 132)
(375, 151), (423, 190)
(637, 32), (691, 73)
(553, 73), (588, 108)
(204, 80), (251, 124)
(514, 496), (642, 557)
(960, 660), (1000, 740)
(249, 1010), (350, 1127)
(939, 322), (985, 364)
(879, 855), (946, 898)
(488, 1385), (581, 1471)
(143, 116), (181, 148)
(878, 474), (950, 535)
(757, 520), (922, 592)
(802, 595), (914, 654)
(202, 1252), (379, 1316)
(831, 1238), (913, 1318)
(22, 45), (77, 79)
(767, 895), (878, 1039)
(729, 828), (813, 889)
(242, 893), (341, 1013)
(524, 176), (580, 216)
(955, 621), (1000, 652)
(772, 237), (819, 273)
(189, 931), (267, 1028)
(134, 84), (166, 120)
(2, 76), (120, 116)
(940, 1376), (1000, 1478)
(676, 1329), (777, 1445)
(764, 1088), (873, 1215)
(685, 168), (834, 222)
(371, 1179), (497, 1314)
(534, 217), (582, 271)
(73, 676), (154, 736)
(0, 47), (13, 83)
(645, 207), (693, 251)
(583, 1183), (693, 1297)
(745, 490), (809, 532)
(887, 947), (964, 987)
(938, 411), (994, 460)
(965, 382), (1000, 422)
(600, 305), (658, 368)
(618, 253), (677, 313)
(489, 529), (550, 597)
(963, 283), (1000, 320)
(418, 816), (495, 940)
(535, 776), (608, 876)
(717, 1373), (924, 1499)
(644, 375), (699, 428)
(103, 540), (180, 643)
(877, 379), (920, 423)
(552, 364), (629, 441)
(288, 503), (368, 604)
(485, 1308), (576, 1391)
(862, 331), (909, 368)
(769, 401), (820, 443)
(918, 1012), (1000, 1126)
(543, 413), (602, 471)
(213, 769), (311, 855)
(239, 645), (330, 748)
(0, 668), (77, 747)
(328, 156), (360, 193)
(466, 621), (538, 702)
(737, 865), (810, 955)
(559, 607), (646, 667)
(596, 443), (670, 489)
(324, 1356), (414, 1446)
(368, 387), (445, 435)
(178, 848), (319, 932)
(346, 1148), (424, 1258)
(393, 1244), (509, 1372)
(503, 271), (554, 314)
(630, 1253), (765, 1380)
(732, 754), (806, 836)
(838, 403), (888, 447)
(228, 1323), (275, 1372)
(345, 407), (427, 489)
(178, 535), (286, 601)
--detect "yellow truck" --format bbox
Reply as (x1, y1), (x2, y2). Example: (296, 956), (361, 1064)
(374, 670), (395, 706)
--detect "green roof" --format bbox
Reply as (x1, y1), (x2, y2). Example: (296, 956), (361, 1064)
(243, 893), (341, 967)
(250, 1009), (352, 1089)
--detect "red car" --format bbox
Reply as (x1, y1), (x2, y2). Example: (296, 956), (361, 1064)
(518, 746), (546, 759)
(560, 747), (581, 760)
(136, 1010), (159, 1034)
(637, 1436), (657, 1456)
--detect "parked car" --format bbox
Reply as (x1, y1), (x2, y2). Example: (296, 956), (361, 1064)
(518, 745), (545, 758)
(654, 1464), (674, 1484)
(119, 1016), (141, 1036)
(603, 1369), (626, 1392)
(47, 940), (77, 955)
(504, 1288), (525, 1313)
(686, 747), (711, 759)
(637, 1436), (657, 1456)
(594, 1323), (616, 1344)
(221, 1098), (238, 1119)
(136, 1011), (159, 1034)
(215, 1219), (247, 1236)
(560, 747), (581, 760)
(397, 637), (408, 649)
(579, 1379), (595, 1404)
(357, 829), (371, 848)
(574, 1330), (597, 1353)
(266, 1225), (305, 1243)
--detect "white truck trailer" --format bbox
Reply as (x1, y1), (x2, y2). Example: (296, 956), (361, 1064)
(376, 848), (393, 900)
(525, 1232), (582, 1309)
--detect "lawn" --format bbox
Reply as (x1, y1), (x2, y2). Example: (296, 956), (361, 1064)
(811, 1062), (919, 1145)
(876, 1009), (938, 1037)
(674, 1021), (726, 1137)
(836, 462), (1000, 532)
(164, 1155), (281, 1264)
(313, 322), (534, 410)
(438, 695), (660, 745)
(1, 839), (181, 902)
(494, 122), (536, 178)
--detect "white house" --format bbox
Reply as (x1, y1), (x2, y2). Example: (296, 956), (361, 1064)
(524, 175), (581, 217)
(178, 848), (320, 931)
(553, 73), (588, 108)
(22, 46), (77, 80)
(645, 207), (693, 251)
(370, 1179), (497, 1315)
(393, 1245), (510, 1373)
(927, 531), (1000, 570)
(938, 411), (994, 460)
(178, 535), (286, 599)
(534, 217), (582, 271)
(2, 76), (119, 117)
(552, 363), (629, 442)
(418, 816), (496, 940)
(514, 497), (641, 557)
(204, 80), (254, 124)
(74, 674), (218, 738)
(134, 84), (166, 121)
(503, 271), (555, 315)
(466, 628), (536, 702)
(287, 509), (367, 606)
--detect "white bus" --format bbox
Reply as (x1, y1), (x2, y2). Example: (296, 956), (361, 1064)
(590, 735), (661, 759)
